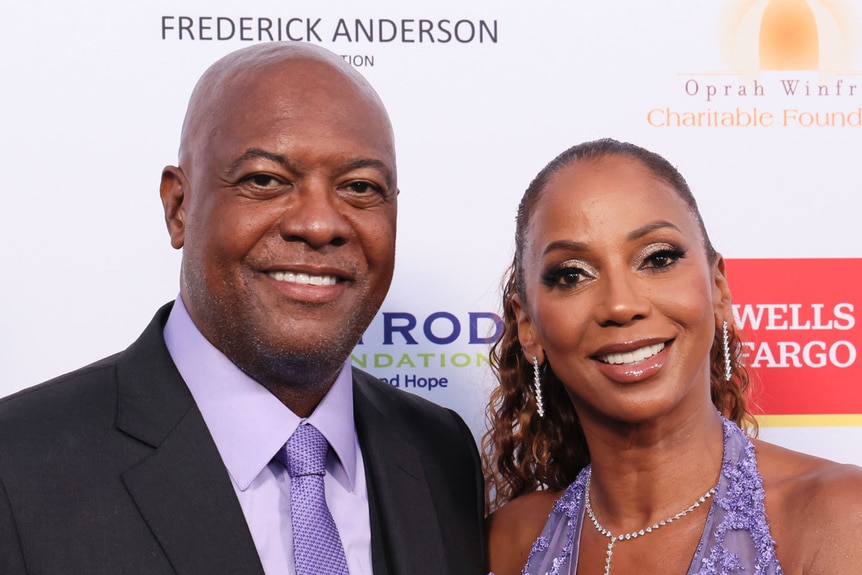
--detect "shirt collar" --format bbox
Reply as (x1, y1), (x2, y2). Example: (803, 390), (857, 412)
(162, 296), (358, 491)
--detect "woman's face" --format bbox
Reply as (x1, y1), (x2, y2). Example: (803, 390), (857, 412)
(514, 155), (731, 425)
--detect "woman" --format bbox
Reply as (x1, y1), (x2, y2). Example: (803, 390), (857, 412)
(484, 139), (862, 575)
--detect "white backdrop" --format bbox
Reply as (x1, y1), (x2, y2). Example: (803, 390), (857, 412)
(2, 0), (860, 465)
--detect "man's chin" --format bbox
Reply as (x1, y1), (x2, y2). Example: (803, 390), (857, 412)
(233, 331), (360, 386)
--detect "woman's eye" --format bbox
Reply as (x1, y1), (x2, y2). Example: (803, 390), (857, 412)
(643, 248), (685, 269)
(559, 269), (583, 285)
(543, 266), (591, 288)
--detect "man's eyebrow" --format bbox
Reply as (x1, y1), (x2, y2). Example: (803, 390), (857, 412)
(225, 150), (395, 187)
(226, 148), (291, 175)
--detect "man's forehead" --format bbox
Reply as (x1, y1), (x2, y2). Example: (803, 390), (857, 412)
(198, 61), (390, 136)
(198, 43), (370, 102)
(180, 43), (392, 165)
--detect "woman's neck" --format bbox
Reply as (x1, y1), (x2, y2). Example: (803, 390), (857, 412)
(578, 404), (724, 532)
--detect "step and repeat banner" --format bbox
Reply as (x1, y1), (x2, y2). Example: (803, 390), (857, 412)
(2, 0), (860, 464)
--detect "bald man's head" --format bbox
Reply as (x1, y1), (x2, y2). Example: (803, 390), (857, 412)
(179, 42), (394, 172)
(159, 42), (398, 415)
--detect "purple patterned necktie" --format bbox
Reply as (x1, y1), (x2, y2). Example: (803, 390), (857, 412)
(276, 423), (350, 575)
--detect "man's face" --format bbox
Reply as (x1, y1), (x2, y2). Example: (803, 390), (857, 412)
(162, 56), (397, 389)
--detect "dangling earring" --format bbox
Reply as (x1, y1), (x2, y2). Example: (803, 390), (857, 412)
(532, 356), (545, 418)
(722, 320), (732, 382)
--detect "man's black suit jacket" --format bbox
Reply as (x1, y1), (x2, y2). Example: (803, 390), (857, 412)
(0, 304), (486, 574)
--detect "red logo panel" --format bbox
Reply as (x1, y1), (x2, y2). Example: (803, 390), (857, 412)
(725, 259), (861, 415)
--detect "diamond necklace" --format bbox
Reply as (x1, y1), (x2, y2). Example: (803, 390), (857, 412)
(584, 469), (717, 575)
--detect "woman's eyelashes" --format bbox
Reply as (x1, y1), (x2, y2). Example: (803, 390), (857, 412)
(541, 244), (687, 288)
(639, 244), (687, 270)
(542, 261), (595, 288)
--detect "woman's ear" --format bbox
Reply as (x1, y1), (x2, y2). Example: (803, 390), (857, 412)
(712, 254), (733, 324)
(512, 293), (544, 363)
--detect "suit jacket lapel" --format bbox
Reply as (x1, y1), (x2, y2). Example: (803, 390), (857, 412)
(353, 374), (448, 575)
(116, 304), (264, 574)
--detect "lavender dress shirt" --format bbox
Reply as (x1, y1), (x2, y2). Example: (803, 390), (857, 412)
(163, 297), (372, 575)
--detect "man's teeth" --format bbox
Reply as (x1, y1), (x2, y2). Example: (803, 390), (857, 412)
(600, 342), (665, 365)
(269, 271), (337, 286)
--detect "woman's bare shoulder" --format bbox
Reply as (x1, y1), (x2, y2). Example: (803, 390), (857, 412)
(754, 439), (862, 573)
(486, 489), (561, 575)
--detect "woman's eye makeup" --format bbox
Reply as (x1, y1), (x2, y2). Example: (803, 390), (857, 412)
(639, 244), (687, 269)
(536, 238), (689, 290)
(541, 262), (594, 288)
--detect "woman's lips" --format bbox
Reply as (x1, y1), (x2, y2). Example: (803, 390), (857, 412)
(592, 340), (671, 383)
(597, 341), (665, 365)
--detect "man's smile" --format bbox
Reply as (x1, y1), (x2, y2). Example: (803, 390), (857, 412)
(267, 271), (338, 286)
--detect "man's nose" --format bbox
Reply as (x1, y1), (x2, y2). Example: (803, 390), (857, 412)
(278, 181), (351, 248)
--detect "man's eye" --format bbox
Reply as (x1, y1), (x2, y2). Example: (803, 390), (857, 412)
(346, 181), (381, 194)
(246, 174), (279, 187)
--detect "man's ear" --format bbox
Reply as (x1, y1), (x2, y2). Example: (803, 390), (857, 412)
(512, 293), (545, 364)
(160, 166), (187, 250)
(712, 254), (733, 323)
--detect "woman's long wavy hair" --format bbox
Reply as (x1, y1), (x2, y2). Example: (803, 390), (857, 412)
(482, 139), (759, 511)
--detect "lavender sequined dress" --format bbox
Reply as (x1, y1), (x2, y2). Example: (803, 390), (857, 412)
(521, 418), (784, 575)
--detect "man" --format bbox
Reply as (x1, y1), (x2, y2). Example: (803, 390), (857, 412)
(0, 43), (486, 574)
